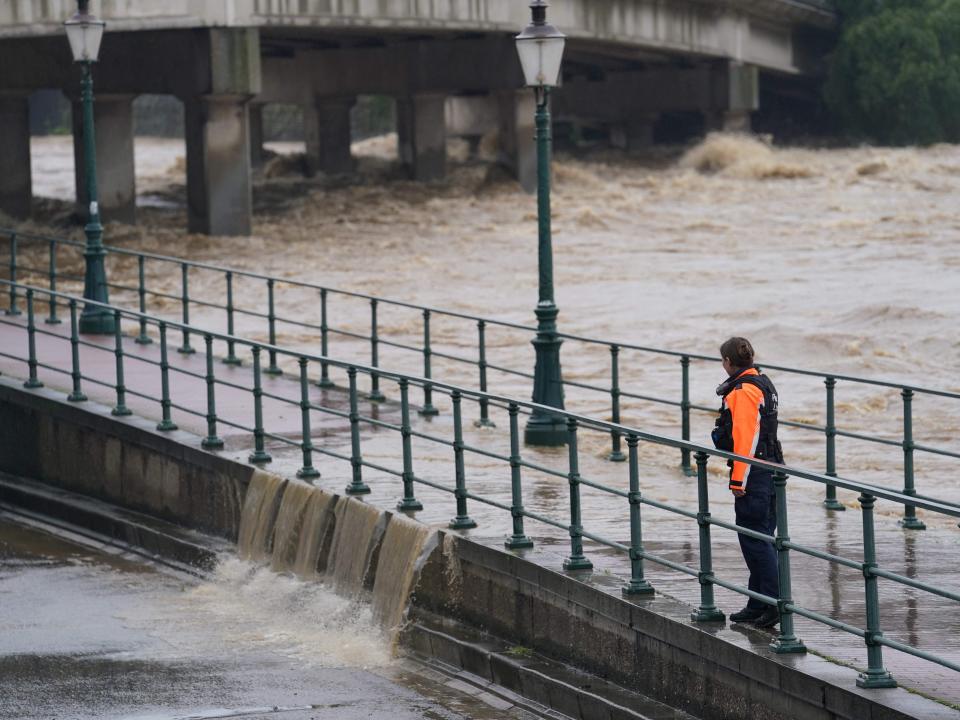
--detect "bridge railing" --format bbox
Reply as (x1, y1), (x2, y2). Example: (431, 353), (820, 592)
(0, 277), (958, 690)
(2, 228), (959, 527)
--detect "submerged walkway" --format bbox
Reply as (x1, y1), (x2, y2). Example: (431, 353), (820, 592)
(0, 314), (958, 709)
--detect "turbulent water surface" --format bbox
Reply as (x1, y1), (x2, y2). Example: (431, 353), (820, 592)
(0, 515), (518, 719)
(16, 133), (960, 500)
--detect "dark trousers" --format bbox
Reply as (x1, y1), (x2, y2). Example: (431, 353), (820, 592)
(734, 468), (779, 610)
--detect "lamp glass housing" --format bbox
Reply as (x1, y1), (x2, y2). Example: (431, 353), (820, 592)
(516, 34), (565, 88)
(64, 13), (105, 62)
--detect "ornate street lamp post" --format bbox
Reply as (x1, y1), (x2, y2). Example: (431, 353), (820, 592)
(65, 1), (114, 335)
(516, 1), (567, 446)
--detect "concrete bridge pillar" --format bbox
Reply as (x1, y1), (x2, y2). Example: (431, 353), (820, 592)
(705, 62), (759, 133)
(705, 110), (752, 133)
(397, 94), (446, 182)
(304, 96), (355, 177)
(71, 94), (137, 224)
(184, 95), (252, 236)
(181, 27), (260, 236)
(496, 90), (536, 193)
(610, 113), (659, 153)
(249, 103), (265, 169)
(0, 94), (32, 219)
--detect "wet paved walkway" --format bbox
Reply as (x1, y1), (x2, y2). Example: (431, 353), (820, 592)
(0, 315), (958, 710)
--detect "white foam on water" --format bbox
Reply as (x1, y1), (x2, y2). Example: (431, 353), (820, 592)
(178, 556), (392, 668)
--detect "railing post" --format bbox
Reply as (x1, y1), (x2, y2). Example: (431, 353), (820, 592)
(248, 345), (272, 463)
(397, 378), (424, 511)
(450, 389), (477, 529)
(66, 299), (86, 402)
(156, 322), (177, 431)
(223, 271), (240, 365)
(823, 377), (845, 511)
(770, 471), (806, 653)
(564, 418), (593, 571)
(608, 345), (625, 462)
(296, 356), (320, 479)
(344, 366), (371, 495)
(177, 263), (194, 354)
(369, 299), (385, 401)
(899, 389), (925, 530)
(475, 320), (495, 428)
(680, 356), (693, 476)
(201, 334), (224, 450)
(134, 255), (151, 344)
(111, 309), (131, 416)
(505, 402), (534, 549)
(419, 309), (438, 416)
(856, 492), (897, 688)
(317, 288), (334, 388)
(23, 289), (43, 389)
(691, 451), (723, 621)
(46, 240), (61, 325)
(6, 233), (21, 316)
(265, 278), (282, 375)
(622, 434), (654, 595)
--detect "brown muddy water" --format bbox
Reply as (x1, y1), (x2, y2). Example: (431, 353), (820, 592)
(0, 511), (524, 719)
(13, 132), (960, 515)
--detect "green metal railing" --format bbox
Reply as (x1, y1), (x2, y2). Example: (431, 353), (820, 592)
(0, 278), (958, 691)
(3, 229), (960, 526)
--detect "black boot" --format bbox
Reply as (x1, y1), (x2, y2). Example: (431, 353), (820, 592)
(730, 606), (764, 623)
(753, 607), (780, 629)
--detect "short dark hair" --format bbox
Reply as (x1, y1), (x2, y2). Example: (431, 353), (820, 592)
(720, 337), (755, 369)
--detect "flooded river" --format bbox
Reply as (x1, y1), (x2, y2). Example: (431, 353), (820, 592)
(14, 132), (960, 506)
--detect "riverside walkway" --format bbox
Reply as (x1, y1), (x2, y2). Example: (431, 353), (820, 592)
(0, 288), (958, 712)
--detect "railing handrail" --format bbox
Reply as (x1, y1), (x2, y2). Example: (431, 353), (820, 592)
(3, 277), (958, 689)
(5, 227), (958, 400)
(3, 277), (957, 519)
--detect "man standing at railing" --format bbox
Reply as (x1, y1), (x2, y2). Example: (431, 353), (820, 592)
(712, 337), (783, 629)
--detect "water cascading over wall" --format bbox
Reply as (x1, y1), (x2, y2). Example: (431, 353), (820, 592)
(236, 471), (433, 633)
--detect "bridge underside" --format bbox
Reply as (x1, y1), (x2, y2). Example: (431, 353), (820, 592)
(0, 2), (834, 234)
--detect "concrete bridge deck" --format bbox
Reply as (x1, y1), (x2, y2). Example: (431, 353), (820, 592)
(0, 312), (957, 710)
(0, 0), (835, 234)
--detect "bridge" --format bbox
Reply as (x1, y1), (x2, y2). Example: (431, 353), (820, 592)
(0, 0), (835, 234)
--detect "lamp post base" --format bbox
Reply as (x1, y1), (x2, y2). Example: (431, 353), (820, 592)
(79, 305), (115, 335)
(525, 305), (567, 446)
(524, 414), (567, 446)
(80, 218), (114, 335)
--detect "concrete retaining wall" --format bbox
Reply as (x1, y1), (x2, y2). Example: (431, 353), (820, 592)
(411, 535), (949, 720)
(0, 378), (948, 720)
(0, 380), (250, 541)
